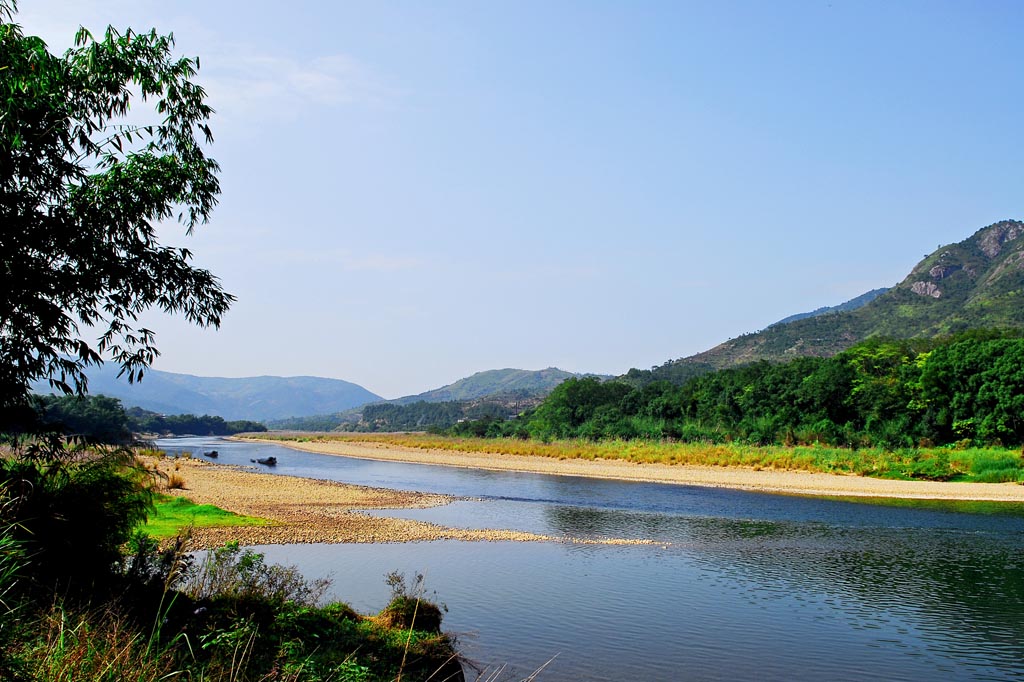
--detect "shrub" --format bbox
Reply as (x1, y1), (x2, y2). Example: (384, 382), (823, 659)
(185, 541), (330, 607)
(165, 473), (186, 490)
(0, 436), (153, 596)
(379, 571), (445, 633)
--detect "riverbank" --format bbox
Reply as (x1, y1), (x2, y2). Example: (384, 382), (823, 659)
(150, 457), (653, 548)
(242, 436), (1024, 502)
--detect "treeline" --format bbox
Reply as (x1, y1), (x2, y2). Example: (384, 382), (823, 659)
(127, 406), (266, 436)
(348, 400), (515, 432)
(30, 394), (266, 442)
(453, 330), (1024, 449)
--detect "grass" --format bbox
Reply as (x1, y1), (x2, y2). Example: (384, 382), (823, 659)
(15, 581), (459, 682)
(21, 604), (178, 682)
(142, 494), (270, 539)
(251, 432), (1024, 483)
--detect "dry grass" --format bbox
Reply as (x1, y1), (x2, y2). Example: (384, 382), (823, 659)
(164, 472), (186, 490)
(253, 432), (1024, 482)
(23, 605), (177, 682)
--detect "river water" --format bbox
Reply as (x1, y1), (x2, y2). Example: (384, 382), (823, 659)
(156, 437), (1024, 681)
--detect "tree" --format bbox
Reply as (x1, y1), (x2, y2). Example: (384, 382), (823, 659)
(0, 0), (233, 415)
(34, 392), (133, 443)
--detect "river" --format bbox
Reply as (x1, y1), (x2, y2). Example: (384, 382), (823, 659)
(156, 437), (1024, 681)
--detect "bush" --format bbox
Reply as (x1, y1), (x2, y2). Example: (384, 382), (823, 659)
(0, 436), (153, 596)
(380, 571), (445, 633)
(185, 541), (330, 607)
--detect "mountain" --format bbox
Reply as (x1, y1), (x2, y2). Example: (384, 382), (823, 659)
(31, 365), (382, 422)
(392, 367), (582, 405)
(662, 219), (1024, 374)
(266, 367), (595, 431)
(770, 288), (889, 327)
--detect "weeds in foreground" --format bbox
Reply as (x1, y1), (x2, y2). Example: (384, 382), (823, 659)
(8, 539), (464, 682)
(24, 604), (178, 682)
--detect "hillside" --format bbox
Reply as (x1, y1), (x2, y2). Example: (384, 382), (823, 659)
(267, 367), (592, 431)
(392, 367), (580, 405)
(770, 288), (889, 327)
(661, 219), (1024, 374)
(32, 366), (382, 422)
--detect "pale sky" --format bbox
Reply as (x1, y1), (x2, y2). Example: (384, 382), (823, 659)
(19, 1), (1024, 399)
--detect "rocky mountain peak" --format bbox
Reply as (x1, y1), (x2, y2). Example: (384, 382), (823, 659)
(977, 220), (1024, 258)
(654, 218), (1024, 376)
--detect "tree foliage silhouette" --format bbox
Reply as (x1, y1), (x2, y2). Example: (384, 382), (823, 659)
(0, 0), (233, 414)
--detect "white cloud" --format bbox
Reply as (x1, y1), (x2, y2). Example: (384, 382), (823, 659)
(199, 46), (399, 125)
(18, 2), (400, 128)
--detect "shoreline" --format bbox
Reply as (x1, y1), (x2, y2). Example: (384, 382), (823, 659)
(242, 436), (1024, 503)
(150, 457), (653, 548)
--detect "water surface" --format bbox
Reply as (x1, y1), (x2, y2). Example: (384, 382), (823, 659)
(158, 437), (1024, 681)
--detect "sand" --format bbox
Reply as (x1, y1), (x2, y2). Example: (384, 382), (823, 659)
(151, 438), (1024, 549)
(151, 457), (653, 549)
(245, 437), (1024, 503)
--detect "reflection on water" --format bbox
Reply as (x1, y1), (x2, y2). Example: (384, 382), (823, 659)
(159, 437), (1024, 681)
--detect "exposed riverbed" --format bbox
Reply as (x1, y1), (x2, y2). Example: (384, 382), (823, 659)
(157, 437), (1024, 681)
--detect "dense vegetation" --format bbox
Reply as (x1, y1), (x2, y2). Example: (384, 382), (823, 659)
(0, 443), (461, 680)
(30, 394), (266, 439)
(452, 331), (1024, 452)
(351, 397), (546, 433)
(0, 430), (457, 681)
(126, 405), (266, 436)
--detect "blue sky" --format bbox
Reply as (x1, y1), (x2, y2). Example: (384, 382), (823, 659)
(22, 1), (1024, 398)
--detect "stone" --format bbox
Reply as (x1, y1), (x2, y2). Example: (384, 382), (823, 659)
(911, 281), (942, 298)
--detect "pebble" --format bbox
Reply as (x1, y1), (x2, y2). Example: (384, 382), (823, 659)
(149, 456), (657, 550)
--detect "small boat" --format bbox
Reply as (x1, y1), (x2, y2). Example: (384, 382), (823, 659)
(203, 450), (219, 458)
(250, 456), (277, 466)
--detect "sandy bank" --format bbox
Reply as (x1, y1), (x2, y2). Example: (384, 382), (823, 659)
(151, 457), (653, 549)
(244, 437), (1024, 503)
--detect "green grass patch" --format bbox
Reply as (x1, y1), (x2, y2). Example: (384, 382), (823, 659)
(143, 494), (270, 538)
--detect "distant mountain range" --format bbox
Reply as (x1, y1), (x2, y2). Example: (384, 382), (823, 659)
(656, 219), (1024, 375)
(31, 366), (382, 422)
(267, 367), (591, 430)
(30, 362), (590, 426)
(34, 220), (1023, 424)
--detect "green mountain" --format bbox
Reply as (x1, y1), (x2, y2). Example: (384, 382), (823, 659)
(392, 367), (582, 405)
(770, 288), (890, 327)
(663, 219), (1024, 374)
(267, 367), (596, 431)
(32, 365), (382, 422)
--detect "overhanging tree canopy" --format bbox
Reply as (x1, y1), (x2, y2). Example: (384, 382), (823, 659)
(0, 0), (233, 411)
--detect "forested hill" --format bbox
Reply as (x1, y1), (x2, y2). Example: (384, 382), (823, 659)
(770, 288), (890, 327)
(392, 367), (586, 405)
(653, 219), (1024, 378)
(31, 366), (382, 422)
(267, 367), (594, 431)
